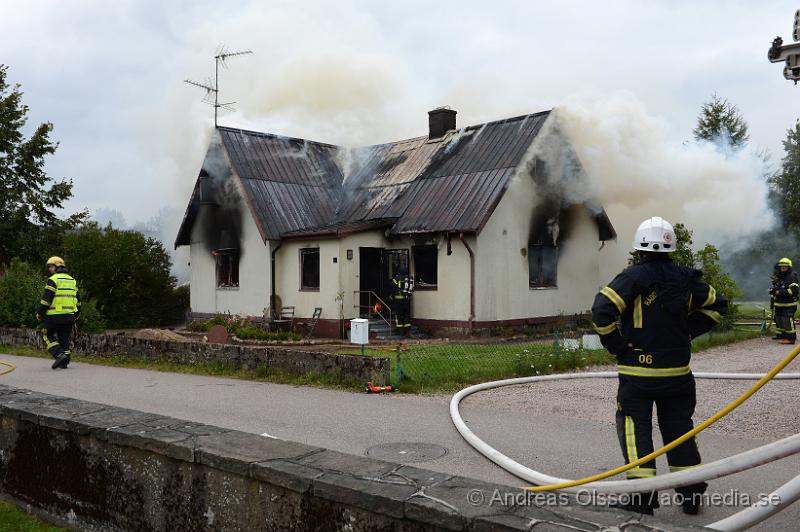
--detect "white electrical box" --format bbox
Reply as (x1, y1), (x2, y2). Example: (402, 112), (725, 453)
(350, 318), (369, 345)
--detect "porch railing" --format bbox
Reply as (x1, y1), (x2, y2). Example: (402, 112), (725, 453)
(353, 290), (394, 334)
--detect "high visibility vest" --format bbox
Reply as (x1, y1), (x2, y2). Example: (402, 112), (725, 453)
(46, 273), (79, 316)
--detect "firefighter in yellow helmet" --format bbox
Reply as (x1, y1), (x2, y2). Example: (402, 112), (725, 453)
(769, 257), (798, 345)
(391, 265), (414, 336)
(36, 256), (81, 369)
(591, 217), (728, 515)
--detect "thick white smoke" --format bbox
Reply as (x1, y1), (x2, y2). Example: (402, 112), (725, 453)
(550, 94), (774, 277)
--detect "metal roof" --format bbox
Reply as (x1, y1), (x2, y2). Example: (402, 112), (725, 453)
(175, 110), (616, 247)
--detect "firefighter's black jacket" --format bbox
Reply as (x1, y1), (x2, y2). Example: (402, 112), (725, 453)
(772, 270), (799, 307)
(591, 253), (727, 377)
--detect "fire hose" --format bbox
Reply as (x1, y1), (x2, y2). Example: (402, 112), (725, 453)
(450, 344), (800, 531)
(0, 361), (15, 376)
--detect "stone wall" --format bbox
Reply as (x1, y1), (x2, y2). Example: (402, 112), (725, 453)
(0, 385), (700, 531)
(0, 328), (389, 385)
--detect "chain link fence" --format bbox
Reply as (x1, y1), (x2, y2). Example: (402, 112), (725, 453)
(341, 306), (773, 393)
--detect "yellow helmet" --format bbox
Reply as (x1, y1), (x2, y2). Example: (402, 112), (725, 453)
(778, 257), (793, 268)
(46, 256), (65, 268)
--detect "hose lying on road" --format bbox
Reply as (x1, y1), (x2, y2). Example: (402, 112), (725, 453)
(450, 344), (800, 531)
(0, 361), (15, 376)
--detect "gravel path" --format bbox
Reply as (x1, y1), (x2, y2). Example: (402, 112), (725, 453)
(462, 336), (800, 440)
(458, 337), (800, 530)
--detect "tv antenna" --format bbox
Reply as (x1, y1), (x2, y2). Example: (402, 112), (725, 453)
(184, 45), (253, 126)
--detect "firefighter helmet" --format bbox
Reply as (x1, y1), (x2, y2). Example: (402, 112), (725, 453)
(46, 256), (65, 268)
(632, 217), (676, 253)
(778, 257), (793, 268)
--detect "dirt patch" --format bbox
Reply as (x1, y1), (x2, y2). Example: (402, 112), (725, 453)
(132, 329), (190, 342)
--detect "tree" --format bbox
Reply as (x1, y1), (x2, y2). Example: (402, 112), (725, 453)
(769, 120), (800, 232)
(62, 223), (188, 328)
(0, 65), (86, 266)
(693, 94), (749, 150)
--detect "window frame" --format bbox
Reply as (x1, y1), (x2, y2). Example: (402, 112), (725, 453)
(214, 248), (240, 289)
(300, 247), (321, 291)
(528, 243), (558, 288)
(412, 244), (438, 290)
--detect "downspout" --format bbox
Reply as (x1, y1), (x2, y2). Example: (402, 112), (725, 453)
(458, 232), (475, 334)
(270, 241), (282, 320)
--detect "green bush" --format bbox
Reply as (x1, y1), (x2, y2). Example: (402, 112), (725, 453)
(187, 316), (300, 341)
(0, 259), (42, 328)
(76, 298), (106, 333)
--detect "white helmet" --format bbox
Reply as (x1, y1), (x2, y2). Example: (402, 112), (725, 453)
(632, 216), (676, 253)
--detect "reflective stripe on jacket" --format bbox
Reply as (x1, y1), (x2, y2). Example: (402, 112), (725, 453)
(773, 271), (799, 306)
(45, 273), (79, 316)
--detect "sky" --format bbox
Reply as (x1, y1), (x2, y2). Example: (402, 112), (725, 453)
(2, 0), (800, 278)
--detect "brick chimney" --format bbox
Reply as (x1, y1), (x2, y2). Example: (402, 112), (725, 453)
(428, 107), (457, 139)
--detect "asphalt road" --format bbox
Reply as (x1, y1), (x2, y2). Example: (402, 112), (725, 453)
(1, 337), (798, 531)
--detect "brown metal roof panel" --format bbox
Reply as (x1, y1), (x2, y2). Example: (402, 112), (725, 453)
(369, 138), (435, 186)
(239, 180), (283, 240)
(362, 183), (413, 220)
(435, 172), (491, 229)
(451, 168), (511, 231)
(471, 168), (519, 234)
(427, 173), (490, 230)
(220, 127), (343, 187)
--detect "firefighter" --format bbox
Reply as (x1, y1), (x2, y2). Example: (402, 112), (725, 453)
(36, 256), (81, 370)
(391, 266), (413, 335)
(769, 257), (798, 344)
(591, 217), (727, 516)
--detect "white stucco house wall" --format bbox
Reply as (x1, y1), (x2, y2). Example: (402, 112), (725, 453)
(175, 108), (616, 337)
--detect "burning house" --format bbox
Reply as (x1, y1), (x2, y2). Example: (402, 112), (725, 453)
(175, 107), (616, 336)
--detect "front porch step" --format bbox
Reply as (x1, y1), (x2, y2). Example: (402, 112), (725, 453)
(361, 318), (428, 341)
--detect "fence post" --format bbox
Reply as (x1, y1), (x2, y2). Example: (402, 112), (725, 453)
(395, 344), (403, 387)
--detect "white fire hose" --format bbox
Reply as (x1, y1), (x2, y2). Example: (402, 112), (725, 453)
(451, 365), (800, 531)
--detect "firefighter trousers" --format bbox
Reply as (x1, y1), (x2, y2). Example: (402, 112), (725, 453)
(42, 315), (75, 359)
(615, 374), (707, 502)
(774, 306), (797, 342)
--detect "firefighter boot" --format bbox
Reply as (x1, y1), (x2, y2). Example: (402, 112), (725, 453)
(51, 354), (69, 370)
(612, 492), (659, 515)
(676, 483), (706, 515)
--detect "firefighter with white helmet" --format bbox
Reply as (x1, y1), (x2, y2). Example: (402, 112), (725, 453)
(36, 256), (81, 369)
(769, 257), (798, 344)
(591, 217), (728, 515)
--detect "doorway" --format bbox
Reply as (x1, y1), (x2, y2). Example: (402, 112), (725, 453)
(358, 247), (409, 315)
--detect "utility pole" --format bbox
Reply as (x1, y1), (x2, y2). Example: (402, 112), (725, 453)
(767, 10), (800, 84)
(185, 47), (253, 127)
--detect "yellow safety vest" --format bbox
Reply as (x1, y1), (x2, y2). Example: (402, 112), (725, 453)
(46, 273), (79, 316)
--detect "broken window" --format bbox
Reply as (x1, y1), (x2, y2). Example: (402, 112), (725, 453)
(214, 249), (239, 288)
(413, 245), (438, 289)
(301, 248), (320, 290)
(528, 244), (557, 288)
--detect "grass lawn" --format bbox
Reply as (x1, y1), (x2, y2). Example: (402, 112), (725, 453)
(0, 500), (70, 531)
